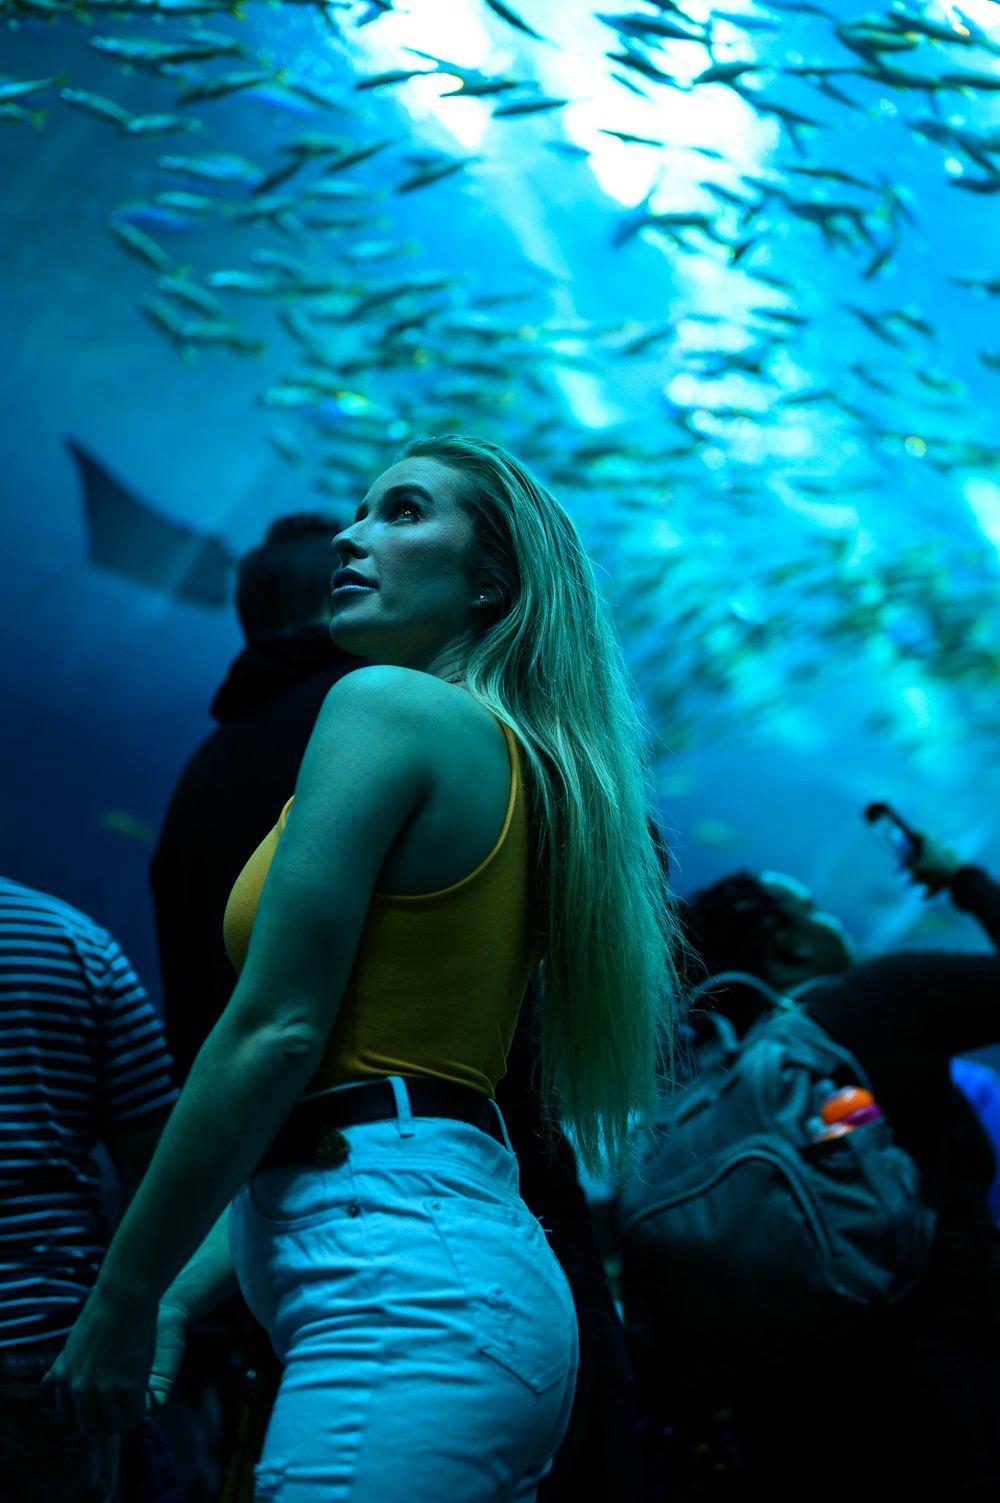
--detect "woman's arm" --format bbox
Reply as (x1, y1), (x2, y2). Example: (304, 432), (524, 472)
(46, 667), (438, 1432)
(161, 1205), (239, 1326)
(147, 1208), (239, 1414)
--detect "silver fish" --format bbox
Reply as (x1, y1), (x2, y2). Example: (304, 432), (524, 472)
(268, 426), (307, 465)
(0, 75), (62, 104)
(177, 69), (280, 104)
(157, 274), (227, 317)
(0, 103), (48, 126)
(60, 88), (134, 128)
(395, 158), (471, 193)
(107, 218), (177, 273)
(206, 269), (282, 293)
(482, 0), (546, 42)
(355, 67), (433, 90)
(159, 151), (260, 182)
(492, 95), (571, 117)
(123, 114), (203, 136)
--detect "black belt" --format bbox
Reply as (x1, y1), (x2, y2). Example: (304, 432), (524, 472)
(257, 1078), (505, 1170)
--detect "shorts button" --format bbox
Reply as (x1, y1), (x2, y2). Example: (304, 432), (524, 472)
(347, 1203), (360, 1217)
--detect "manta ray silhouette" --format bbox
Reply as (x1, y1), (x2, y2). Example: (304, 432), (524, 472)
(66, 437), (234, 607)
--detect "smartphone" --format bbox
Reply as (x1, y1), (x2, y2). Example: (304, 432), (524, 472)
(863, 801), (922, 868)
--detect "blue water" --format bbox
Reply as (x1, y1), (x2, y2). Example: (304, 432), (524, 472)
(3, 0), (1000, 1003)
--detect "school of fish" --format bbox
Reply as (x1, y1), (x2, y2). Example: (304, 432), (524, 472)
(3, 0), (1000, 773)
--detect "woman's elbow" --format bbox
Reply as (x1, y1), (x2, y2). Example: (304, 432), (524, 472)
(216, 996), (330, 1073)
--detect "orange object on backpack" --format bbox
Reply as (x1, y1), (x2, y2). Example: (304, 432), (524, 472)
(820, 1087), (875, 1126)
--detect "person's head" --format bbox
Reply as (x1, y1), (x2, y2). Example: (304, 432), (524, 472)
(330, 434), (589, 682)
(328, 452), (497, 674)
(235, 512), (342, 643)
(682, 869), (854, 998)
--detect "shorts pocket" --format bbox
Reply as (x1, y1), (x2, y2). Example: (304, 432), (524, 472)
(230, 1178), (373, 1360)
(426, 1196), (578, 1395)
(247, 1164), (360, 1231)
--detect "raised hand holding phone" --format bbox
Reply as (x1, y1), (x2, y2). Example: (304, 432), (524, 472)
(863, 802), (962, 897)
(863, 802), (921, 867)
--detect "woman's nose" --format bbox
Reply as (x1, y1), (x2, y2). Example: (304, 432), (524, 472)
(332, 526), (362, 561)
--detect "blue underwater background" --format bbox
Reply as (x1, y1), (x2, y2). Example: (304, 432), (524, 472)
(3, 0), (1000, 1009)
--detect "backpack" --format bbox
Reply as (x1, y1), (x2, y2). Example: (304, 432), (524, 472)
(616, 974), (937, 1390)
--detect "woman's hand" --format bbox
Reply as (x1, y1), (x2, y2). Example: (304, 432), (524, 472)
(147, 1300), (190, 1414)
(41, 1287), (158, 1437)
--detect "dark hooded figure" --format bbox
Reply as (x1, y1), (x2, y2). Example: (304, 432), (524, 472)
(150, 513), (361, 1084)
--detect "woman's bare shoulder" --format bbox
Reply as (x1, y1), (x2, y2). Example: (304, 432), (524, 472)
(320, 666), (494, 740)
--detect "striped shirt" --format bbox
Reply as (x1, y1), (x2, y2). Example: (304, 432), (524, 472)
(0, 877), (178, 1348)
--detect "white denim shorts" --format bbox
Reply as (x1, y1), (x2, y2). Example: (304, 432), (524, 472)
(228, 1077), (579, 1502)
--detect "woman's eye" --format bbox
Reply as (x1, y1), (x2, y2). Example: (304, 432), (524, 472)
(392, 502), (420, 521)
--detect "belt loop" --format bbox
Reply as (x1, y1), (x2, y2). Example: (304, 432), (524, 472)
(388, 1075), (415, 1137)
(488, 1098), (516, 1154)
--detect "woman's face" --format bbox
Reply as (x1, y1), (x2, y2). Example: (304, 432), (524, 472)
(329, 457), (482, 670)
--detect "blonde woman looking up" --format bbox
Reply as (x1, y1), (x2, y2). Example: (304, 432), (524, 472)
(46, 435), (686, 1502)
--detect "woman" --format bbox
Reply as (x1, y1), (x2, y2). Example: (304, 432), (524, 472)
(47, 435), (686, 1500)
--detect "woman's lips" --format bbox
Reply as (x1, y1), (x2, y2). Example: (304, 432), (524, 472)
(332, 582), (376, 592)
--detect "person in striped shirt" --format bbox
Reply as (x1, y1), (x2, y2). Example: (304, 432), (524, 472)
(0, 875), (178, 1503)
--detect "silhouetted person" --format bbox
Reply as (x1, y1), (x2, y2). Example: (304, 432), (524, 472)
(674, 830), (1000, 1498)
(0, 876), (177, 1503)
(151, 512), (361, 1082)
(952, 1055), (1000, 1223)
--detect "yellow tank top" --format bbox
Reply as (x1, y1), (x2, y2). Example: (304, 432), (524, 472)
(223, 721), (543, 1098)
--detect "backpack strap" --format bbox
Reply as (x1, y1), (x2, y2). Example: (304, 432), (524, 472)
(681, 972), (795, 1079)
(695, 1009), (741, 1055)
(685, 971), (798, 1057)
(760, 1006), (875, 1093)
(687, 970), (797, 1014)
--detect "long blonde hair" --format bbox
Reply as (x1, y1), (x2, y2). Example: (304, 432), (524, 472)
(401, 434), (686, 1181)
